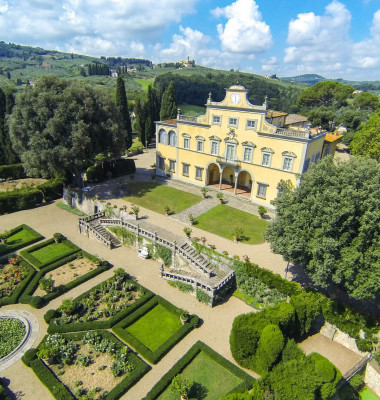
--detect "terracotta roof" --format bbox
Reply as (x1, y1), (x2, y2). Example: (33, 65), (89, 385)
(267, 109), (288, 118)
(285, 114), (308, 125)
(324, 131), (343, 143)
(161, 119), (177, 126)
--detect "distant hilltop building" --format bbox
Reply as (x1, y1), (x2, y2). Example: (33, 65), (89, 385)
(155, 85), (342, 207)
(180, 56), (195, 68)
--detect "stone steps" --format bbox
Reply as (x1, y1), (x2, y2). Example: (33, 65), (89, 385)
(92, 225), (121, 248)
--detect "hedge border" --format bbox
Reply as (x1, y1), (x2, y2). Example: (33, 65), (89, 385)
(0, 255), (36, 306)
(23, 330), (150, 400)
(112, 296), (199, 364)
(145, 340), (255, 400)
(19, 251), (111, 308)
(0, 224), (43, 257)
(20, 237), (80, 270)
(47, 277), (154, 333)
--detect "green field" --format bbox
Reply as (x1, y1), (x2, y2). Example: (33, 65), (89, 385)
(179, 104), (206, 116)
(123, 182), (201, 214)
(196, 204), (268, 244)
(361, 388), (380, 400)
(157, 350), (242, 400)
(0, 225), (42, 256)
(30, 242), (75, 264)
(135, 78), (154, 90)
(126, 304), (182, 351)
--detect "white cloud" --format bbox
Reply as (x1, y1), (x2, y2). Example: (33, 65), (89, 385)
(0, 0), (199, 56)
(212, 0), (272, 54)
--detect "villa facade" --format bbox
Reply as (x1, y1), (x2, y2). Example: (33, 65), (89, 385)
(155, 85), (342, 207)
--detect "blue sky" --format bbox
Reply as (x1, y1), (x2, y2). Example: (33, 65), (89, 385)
(0, 0), (379, 80)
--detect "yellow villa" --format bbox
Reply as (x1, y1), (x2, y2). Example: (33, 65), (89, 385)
(155, 84), (342, 207)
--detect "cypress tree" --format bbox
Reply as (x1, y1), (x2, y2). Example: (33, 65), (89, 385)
(160, 80), (177, 120)
(115, 76), (132, 148)
(0, 88), (18, 164)
(144, 85), (160, 144)
(135, 98), (146, 145)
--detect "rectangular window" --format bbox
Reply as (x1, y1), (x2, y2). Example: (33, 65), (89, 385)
(197, 141), (204, 153)
(169, 160), (175, 172)
(212, 115), (221, 124)
(257, 183), (268, 198)
(195, 167), (203, 180)
(262, 153), (271, 167)
(183, 138), (190, 149)
(243, 147), (253, 162)
(158, 157), (165, 170)
(282, 157), (293, 171)
(210, 141), (219, 155)
(226, 144), (235, 160)
(246, 119), (257, 129)
(182, 163), (189, 176)
(229, 117), (238, 127)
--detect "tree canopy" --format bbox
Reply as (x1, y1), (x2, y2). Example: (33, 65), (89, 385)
(265, 156), (380, 300)
(9, 75), (125, 180)
(350, 110), (380, 162)
(160, 80), (177, 120)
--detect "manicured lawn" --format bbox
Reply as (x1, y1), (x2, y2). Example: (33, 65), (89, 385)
(30, 242), (75, 264)
(361, 388), (380, 400)
(135, 78), (154, 90)
(157, 350), (242, 400)
(126, 304), (182, 351)
(123, 182), (201, 214)
(196, 204), (268, 244)
(0, 225), (43, 256)
(56, 201), (85, 216)
(179, 104), (206, 117)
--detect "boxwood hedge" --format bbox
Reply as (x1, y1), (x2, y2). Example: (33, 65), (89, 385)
(24, 330), (150, 400)
(0, 188), (43, 215)
(145, 341), (255, 400)
(20, 237), (80, 270)
(0, 255), (36, 306)
(47, 279), (154, 333)
(0, 164), (24, 180)
(19, 251), (111, 308)
(0, 224), (43, 257)
(113, 296), (199, 364)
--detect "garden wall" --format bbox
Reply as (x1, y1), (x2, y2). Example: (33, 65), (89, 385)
(365, 360), (380, 397)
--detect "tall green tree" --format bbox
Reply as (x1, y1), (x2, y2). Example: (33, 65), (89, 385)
(144, 85), (160, 144)
(115, 76), (132, 149)
(160, 80), (177, 120)
(0, 87), (18, 165)
(134, 98), (146, 145)
(9, 75), (126, 182)
(350, 110), (380, 162)
(265, 156), (380, 300)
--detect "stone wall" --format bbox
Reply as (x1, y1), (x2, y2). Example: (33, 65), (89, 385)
(365, 360), (380, 397)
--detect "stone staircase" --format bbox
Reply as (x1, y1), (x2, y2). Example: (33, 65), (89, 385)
(88, 219), (121, 248)
(180, 242), (214, 276)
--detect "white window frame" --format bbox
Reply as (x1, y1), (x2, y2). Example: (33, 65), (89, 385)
(226, 144), (236, 161)
(243, 147), (253, 163)
(256, 182), (268, 199)
(169, 159), (175, 172)
(212, 115), (222, 125)
(168, 131), (176, 146)
(182, 163), (189, 176)
(158, 129), (167, 145)
(246, 119), (257, 130)
(158, 156), (165, 170)
(197, 140), (204, 153)
(195, 166), (203, 180)
(183, 137), (190, 149)
(228, 117), (239, 128)
(210, 140), (219, 156)
(282, 157), (293, 171)
(261, 147), (274, 167)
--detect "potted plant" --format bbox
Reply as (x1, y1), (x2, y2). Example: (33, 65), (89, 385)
(200, 236), (207, 245)
(164, 205), (171, 216)
(179, 310), (189, 324)
(216, 192), (224, 204)
(53, 233), (64, 243)
(131, 205), (140, 219)
(242, 255), (250, 262)
(232, 226), (245, 242)
(258, 205), (267, 218)
(183, 227), (192, 238)
(169, 374), (193, 400)
(188, 213), (196, 225)
(0, 230), (10, 244)
(200, 187), (208, 198)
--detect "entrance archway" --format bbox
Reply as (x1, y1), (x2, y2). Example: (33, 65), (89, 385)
(236, 170), (253, 198)
(207, 163), (220, 187)
(221, 166), (235, 192)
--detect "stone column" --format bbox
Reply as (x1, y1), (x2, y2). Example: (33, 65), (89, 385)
(233, 172), (238, 195)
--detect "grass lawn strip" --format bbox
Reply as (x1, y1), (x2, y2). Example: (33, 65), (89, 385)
(145, 341), (255, 400)
(0, 255), (36, 306)
(126, 304), (182, 351)
(361, 388), (380, 400)
(123, 182), (201, 214)
(0, 318), (26, 359)
(113, 296), (199, 364)
(56, 201), (85, 216)
(24, 330), (150, 400)
(20, 237), (80, 269)
(196, 204), (268, 244)
(0, 224), (43, 256)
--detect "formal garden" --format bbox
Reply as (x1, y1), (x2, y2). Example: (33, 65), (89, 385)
(122, 182), (201, 215)
(0, 317), (26, 359)
(0, 224), (43, 256)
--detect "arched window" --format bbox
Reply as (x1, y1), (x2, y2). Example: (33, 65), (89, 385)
(159, 129), (167, 144)
(168, 130), (176, 146)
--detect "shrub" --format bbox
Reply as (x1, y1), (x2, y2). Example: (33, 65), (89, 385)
(168, 281), (194, 293)
(0, 188), (43, 215)
(356, 338), (373, 352)
(39, 276), (55, 293)
(290, 292), (321, 338)
(258, 205), (267, 216)
(0, 164), (24, 180)
(21, 348), (38, 367)
(156, 244), (172, 266)
(350, 373), (364, 390)
(30, 296), (44, 308)
(37, 178), (65, 202)
(44, 309), (59, 324)
(196, 288), (210, 304)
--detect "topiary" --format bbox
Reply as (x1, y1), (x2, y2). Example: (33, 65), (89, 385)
(30, 296), (44, 309)
(22, 348), (38, 367)
(44, 309), (58, 324)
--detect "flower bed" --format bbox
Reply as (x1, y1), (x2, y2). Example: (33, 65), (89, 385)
(22, 330), (150, 400)
(113, 296), (199, 364)
(0, 255), (36, 306)
(0, 318), (26, 359)
(145, 341), (254, 400)
(19, 251), (111, 308)
(47, 269), (154, 333)
(20, 237), (80, 270)
(0, 224), (43, 256)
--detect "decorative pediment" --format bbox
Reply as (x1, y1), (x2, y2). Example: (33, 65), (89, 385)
(182, 133), (191, 138)
(195, 135), (205, 141)
(209, 135), (222, 142)
(224, 137), (239, 144)
(282, 151), (297, 158)
(242, 141), (256, 148)
(261, 147), (274, 153)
